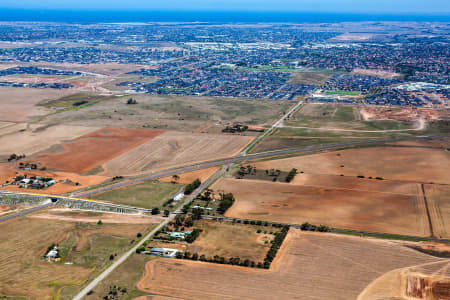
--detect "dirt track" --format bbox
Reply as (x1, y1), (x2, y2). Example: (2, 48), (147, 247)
(136, 230), (439, 300)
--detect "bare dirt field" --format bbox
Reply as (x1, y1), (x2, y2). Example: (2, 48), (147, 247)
(0, 215), (151, 299)
(252, 145), (450, 185)
(0, 87), (76, 122)
(30, 208), (160, 224)
(214, 178), (429, 236)
(186, 220), (276, 263)
(136, 230), (439, 300)
(352, 68), (402, 78)
(100, 131), (253, 176)
(159, 167), (219, 184)
(0, 124), (98, 158)
(34, 127), (164, 173)
(360, 106), (440, 122)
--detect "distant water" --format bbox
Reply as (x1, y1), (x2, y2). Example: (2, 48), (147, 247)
(0, 9), (449, 23)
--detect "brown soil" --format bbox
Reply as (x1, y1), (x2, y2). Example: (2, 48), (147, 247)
(1, 166), (109, 194)
(101, 131), (253, 176)
(360, 106), (440, 122)
(136, 230), (438, 300)
(213, 178), (429, 237)
(34, 127), (164, 173)
(252, 146), (450, 185)
(159, 167), (219, 184)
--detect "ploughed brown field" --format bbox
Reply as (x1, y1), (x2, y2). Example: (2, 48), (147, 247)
(214, 177), (430, 237)
(34, 127), (164, 173)
(136, 230), (439, 300)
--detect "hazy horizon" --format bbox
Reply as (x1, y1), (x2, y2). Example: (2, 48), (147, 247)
(1, 0), (449, 14)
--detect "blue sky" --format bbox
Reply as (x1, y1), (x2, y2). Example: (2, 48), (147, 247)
(1, 0), (449, 14)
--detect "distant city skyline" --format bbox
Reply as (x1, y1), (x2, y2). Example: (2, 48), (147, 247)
(1, 0), (449, 14)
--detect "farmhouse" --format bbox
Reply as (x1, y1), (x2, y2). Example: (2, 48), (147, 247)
(150, 247), (181, 258)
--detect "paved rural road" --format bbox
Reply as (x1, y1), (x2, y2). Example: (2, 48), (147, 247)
(72, 167), (226, 300)
(0, 202), (53, 222)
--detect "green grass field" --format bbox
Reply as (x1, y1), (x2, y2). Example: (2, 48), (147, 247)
(91, 181), (182, 209)
(325, 90), (361, 96)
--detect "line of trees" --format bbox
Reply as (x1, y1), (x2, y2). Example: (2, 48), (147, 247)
(263, 226), (289, 269)
(300, 222), (330, 232)
(285, 168), (298, 183)
(176, 251), (265, 268)
(185, 228), (202, 243)
(184, 179), (201, 195)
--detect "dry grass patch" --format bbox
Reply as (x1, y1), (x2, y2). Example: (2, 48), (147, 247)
(0, 87), (76, 122)
(186, 220), (276, 263)
(0, 124), (98, 158)
(159, 167), (219, 184)
(0, 215), (152, 299)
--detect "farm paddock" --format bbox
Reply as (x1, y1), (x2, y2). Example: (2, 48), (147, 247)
(136, 230), (439, 300)
(0, 216), (151, 300)
(251, 144), (450, 185)
(185, 219), (277, 263)
(100, 131), (253, 176)
(213, 178), (430, 237)
(33, 127), (164, 173)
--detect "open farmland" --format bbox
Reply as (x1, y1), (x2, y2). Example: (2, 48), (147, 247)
(136, 230), (439, 300)
(288, 70), (335, 85)
(100, 131), (253, 176)
(186, 220), (277, 263)
(34, 127), (163, 173)
(90, 180), (181, 209)
(214, 178), (430, 237)
(0, 215), (151, 300)
(0, 124), (98, 159)
(251, 144), (450, 185)
(0, 87), (76, 122)
(42, 94), (292, 133)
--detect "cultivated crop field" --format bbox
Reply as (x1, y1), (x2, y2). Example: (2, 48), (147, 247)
(214, 178), (429, 236)
(0, 215), (151, 300)
(34, 127), (163, 173)
(186, 220), (277, 263)
(136, 230), (439, 300)
(100, 131), (253, 175)
(90, 180), (182, 209)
